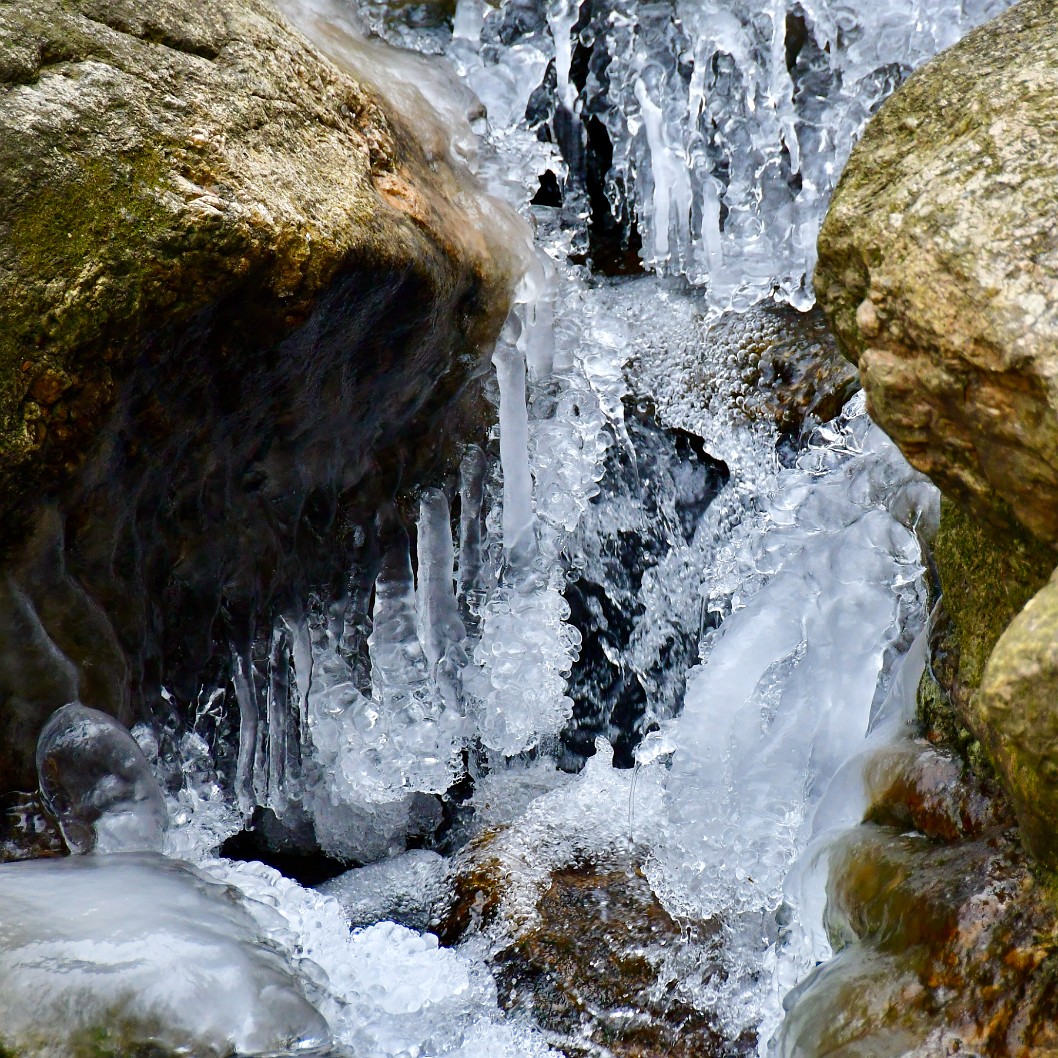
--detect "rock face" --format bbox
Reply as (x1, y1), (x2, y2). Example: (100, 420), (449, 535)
(815, 0), (1058, 870)
(0, 0), (513, 789)
(815, 0), (1058, 549)
(978, 572), (1058, 870)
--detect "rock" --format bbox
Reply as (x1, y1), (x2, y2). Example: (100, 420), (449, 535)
(929, 501), (1054, 698)
(490, 860), (738, 1058)
(442, 841), (743, 1058)
(915, 499), (1055, 794)
(779, 808), (1058, 1056)
(0, 791), (65, 863)
(977, 571), (1058, 870)
(815, 0), (1058, 549)
(863, 738), (1008, 843)
(0, 0), (515, 789)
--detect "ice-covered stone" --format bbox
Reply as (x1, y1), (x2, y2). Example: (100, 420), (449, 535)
(207, 857), (556, 1058)
(318, 848), (452, 931)
(36, 702), (168, 855)
(0, 853), (329, 1058)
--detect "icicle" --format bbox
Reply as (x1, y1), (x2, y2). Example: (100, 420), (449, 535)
(547, 0), (579, 114)
(415, 488), (465, 670)
(231, 648), (259, 817)
(265, 624), (290, 814)
(369, 524), (428, 705)
(457, 445), (487, 622)
(492, 334), (535, 559)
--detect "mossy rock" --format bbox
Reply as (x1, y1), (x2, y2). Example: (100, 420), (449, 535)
(0, 0), (516, 788)
(815, 0), (1058, 549)
(978, 571), (1058, 871)
(780, 808), (1058, 1056)
(0, 0), (513, 536)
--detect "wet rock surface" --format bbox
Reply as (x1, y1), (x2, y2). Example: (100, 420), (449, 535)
(439, 813), (748, 1058)
(0, 0), (513, 792)
(816, 0), (1058, 550)
(780, 735), (1058, 1058)
(444, 843), (744, 1058)
(491, 861), (736, 1058)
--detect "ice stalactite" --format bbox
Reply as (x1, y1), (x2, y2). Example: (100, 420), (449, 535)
(486, 0), (1014, 309)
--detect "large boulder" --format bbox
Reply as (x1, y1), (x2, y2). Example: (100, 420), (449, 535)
(815, 0), (1058, 549)
(0, 0), (515, 789)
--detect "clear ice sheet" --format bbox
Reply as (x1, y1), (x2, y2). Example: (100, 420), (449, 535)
(0, 853), (329, 1058)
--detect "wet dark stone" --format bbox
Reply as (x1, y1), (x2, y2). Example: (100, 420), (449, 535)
(0, 261), (498, 795)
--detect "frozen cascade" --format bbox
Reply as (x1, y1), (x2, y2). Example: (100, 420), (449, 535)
(56, 0), (1012, 1055)
(643, 394), (938, 1042)
(447, 0), (1012, 308)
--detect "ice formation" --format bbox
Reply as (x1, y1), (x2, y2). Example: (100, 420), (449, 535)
(43, 0), (1011, 1054)
(203, 857), (556, 1058)
(0, 854), (329, 1058)
(36, 702), (168, 855)
(319, 848), (452, 931)
(645, 394), (937, 1039)
(449, 0), (1014, 308)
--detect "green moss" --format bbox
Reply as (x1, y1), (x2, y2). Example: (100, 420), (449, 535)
(9, 151), (166, 285)
(932, 497), (1054, 692)
(1, 148), (170, 367)
(5, 1008), (187, 1058)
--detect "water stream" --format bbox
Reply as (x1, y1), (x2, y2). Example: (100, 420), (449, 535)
(0, 1), (1017, 1056)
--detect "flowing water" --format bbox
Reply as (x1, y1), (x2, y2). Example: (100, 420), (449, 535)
(1, 1), (1018, 1056)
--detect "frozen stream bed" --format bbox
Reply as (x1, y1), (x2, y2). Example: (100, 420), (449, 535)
(0, 1), (1015, 1056)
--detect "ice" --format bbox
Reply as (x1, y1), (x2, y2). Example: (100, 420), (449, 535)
(453, 740), (668, 939)
(446, 0), (1014, 310)
(318, 848), (452, 931)
(205, 857), (555, 1058)
(493, 332), (535, 556)
(641, 395), (937, 1043)
(776, 622), (931, 1013)
(36, 702), (168, 855)
(417, 490), (465, 667)
(0, 853), (329, 1058)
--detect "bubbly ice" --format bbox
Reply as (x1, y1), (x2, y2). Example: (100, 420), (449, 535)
(36, 702), (168, 855)
(205, 857), (556, 1058)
